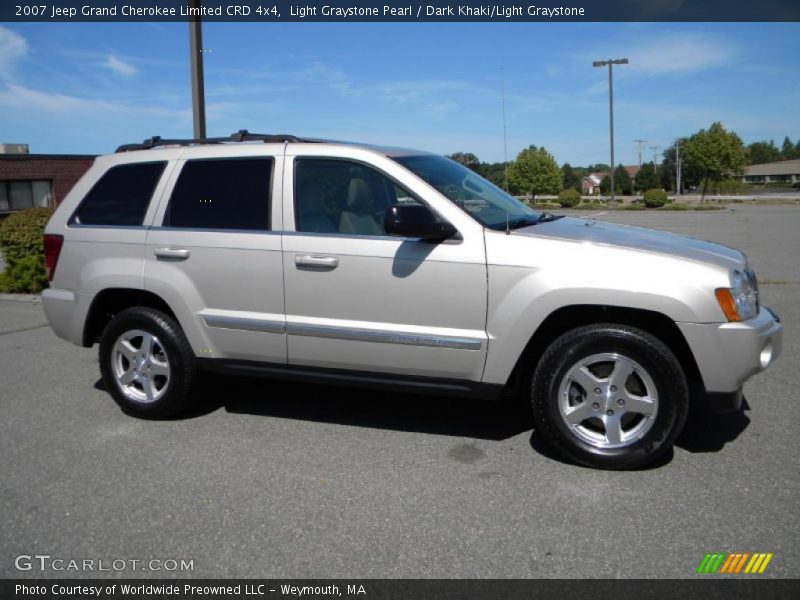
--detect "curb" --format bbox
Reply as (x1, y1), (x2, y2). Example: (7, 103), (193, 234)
(0, 293), (41, 303)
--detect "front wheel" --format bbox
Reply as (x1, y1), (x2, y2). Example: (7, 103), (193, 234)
(531, 324), (689, 469)
(99, 306), (196, 419)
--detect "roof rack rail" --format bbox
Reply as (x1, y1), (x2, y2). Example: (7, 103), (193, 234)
(115, 130), (307, 153)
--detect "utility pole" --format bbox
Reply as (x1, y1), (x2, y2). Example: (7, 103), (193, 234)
(650, 145), (661, 173)
(189, 0), (206, 139)
(593, 58), (628, 206)
(634, 139), (646, 168)
(675, 139), (682, 195)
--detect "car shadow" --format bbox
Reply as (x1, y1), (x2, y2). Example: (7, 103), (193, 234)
(676, 387), (751, 453)
(177, 372), (534, 442)
(94, 375), (750, 457)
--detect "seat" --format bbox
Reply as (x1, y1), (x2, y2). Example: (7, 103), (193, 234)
(296, 181), (337, 233)
(339, 178), (389, 235)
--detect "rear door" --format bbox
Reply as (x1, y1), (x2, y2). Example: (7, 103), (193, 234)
(144, 148), (286, 363)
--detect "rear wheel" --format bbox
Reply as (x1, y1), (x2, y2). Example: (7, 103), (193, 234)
(531, 323), (688, 469)
(99, 306), (196, 419)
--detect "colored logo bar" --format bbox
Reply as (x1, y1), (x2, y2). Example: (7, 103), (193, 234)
(697, 553), (773, 574)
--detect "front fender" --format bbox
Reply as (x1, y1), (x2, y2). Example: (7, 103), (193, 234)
(481, 234), (730, 385)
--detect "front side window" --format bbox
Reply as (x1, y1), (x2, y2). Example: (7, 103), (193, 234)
(294, 158), (423, 236)
(166, 158), (273, 230)
(393, 154), (540, 230)
(72, 162), (166, 226)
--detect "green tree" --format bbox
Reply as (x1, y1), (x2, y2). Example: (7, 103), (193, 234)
(561, 163), (581, 192)
(660, 139), (701, 192)
(507, 145), (562, 196)
(613, 164), (633, 195)
(473, 161), (509, 190)
(448, 152), (480, 170)
(600, 175), (611, 194)
(781, 137), (797, 160)
(634, 162), (659, 192)
(747, 140), (782, 165)
(682, 122), (747, 200)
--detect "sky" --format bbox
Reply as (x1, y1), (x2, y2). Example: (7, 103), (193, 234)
(0, 21), (798, 166)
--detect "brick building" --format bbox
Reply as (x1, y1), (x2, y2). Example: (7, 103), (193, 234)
(0, 145), (95, 214)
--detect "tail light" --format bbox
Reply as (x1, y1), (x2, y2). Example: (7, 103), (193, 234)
(43, 234), (64, 282)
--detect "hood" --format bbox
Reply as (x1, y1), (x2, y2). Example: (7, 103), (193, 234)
(514, 217), (744, 270)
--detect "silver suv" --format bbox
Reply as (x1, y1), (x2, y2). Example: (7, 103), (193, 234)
(41, 131), (783, 469)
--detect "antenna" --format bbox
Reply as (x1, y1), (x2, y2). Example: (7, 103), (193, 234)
(501, 68), (509, 192)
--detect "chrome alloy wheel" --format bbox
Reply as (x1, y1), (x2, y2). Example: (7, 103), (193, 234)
(111, 329), (170, 404)
(557, 352), (659, 449)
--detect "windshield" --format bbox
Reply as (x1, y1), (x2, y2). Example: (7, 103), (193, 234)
(393, 154), (540, 230)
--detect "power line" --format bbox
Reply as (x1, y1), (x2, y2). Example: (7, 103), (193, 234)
(633, 139), (646, 168)
(650, 145), (661, 172)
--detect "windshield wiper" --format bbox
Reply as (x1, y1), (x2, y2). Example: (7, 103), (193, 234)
(505, 217), (540, 230)
(490, 213), (563, 231)
(536, 212), (564, 223)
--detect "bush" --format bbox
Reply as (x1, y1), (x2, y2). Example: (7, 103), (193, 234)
(0, 207), (54, 293)
(526, 201), (562, 210)
(557, 189), (581, 208)
(0, 255), (48, 293)
(643, 189), (668, 208)
(573, 201), (606, 210)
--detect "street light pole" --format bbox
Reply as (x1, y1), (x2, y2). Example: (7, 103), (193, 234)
(189, 0), (206, 139)
(593, 58), (628, 206)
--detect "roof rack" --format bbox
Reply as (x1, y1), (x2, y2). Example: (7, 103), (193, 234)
(115, 130), (309, 153)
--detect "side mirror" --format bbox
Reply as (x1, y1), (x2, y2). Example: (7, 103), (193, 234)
(384, 204), (457, 241)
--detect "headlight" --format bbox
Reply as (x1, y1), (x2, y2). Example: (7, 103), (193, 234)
(715, 269), (758, 322)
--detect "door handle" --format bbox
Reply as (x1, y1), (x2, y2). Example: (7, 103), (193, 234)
(295, 254), (339, 269)
(154, 247), (190, 260)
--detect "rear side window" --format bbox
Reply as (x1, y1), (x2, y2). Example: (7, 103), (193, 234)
(165, 158), (273, 230)
(72, 162), (166, 226)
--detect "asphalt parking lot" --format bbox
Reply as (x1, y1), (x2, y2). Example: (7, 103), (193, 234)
(0, 204), (797, 579)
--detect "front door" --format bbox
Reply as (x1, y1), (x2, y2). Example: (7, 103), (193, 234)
(282, 155), (487, 382)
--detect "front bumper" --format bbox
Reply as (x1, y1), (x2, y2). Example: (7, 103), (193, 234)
(677, 307), (783, 405)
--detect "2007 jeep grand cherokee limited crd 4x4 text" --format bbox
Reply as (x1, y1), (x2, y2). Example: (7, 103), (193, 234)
(41, 131), (783, 469)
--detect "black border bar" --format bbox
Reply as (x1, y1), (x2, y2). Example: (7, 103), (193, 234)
(3, 0), (800, 22)
(3, 579), (800, 600)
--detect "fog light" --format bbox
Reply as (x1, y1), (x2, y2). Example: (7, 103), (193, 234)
(760, 343), (773, 369)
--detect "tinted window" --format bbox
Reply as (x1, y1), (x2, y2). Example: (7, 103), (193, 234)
(72, 162), (166, 226)
(295, 158), (422, 236)
(166, 158), (272, 230)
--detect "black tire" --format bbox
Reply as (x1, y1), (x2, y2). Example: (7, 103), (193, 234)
(531, 323), (689, 470)
(99, 306), (196, 419)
